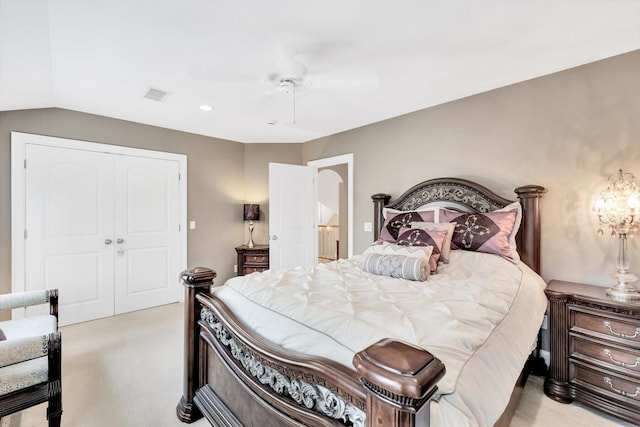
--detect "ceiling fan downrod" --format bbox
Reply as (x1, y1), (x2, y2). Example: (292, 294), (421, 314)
(279, 79), (297, 125)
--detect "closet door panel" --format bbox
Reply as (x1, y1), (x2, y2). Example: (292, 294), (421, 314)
(25, 144), (115, 325)
(113, 155), (181, 314)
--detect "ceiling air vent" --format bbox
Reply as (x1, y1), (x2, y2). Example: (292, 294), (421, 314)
(144, 87), (169, 102)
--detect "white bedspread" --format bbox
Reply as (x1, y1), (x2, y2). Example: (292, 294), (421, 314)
(213, 250), (547, 426)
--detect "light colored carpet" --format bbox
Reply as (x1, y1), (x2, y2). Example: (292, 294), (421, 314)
(1, 303), (634, 427)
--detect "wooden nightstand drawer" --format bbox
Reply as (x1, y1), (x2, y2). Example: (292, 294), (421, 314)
(572, 363), (640, 407)
(244, 254), (269, 264)
(573, 310), (640, 347)
(243, 266), (267, 275)
(572, 336), (640, 375)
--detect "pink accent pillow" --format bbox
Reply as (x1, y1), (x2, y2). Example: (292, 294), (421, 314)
(396, 227), (447, 273)
(409, 221), (455, 263)
(439, 207), (519, 260)
(0, 328), (6, 341)
(378, 210), (435, 243)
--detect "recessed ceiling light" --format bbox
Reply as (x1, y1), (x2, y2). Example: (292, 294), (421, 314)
(200, 105), (213, 111)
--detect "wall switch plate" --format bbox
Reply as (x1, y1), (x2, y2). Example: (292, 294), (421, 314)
(364, 222), (372, 232)
(542, 314), (548, 330)
(233, 265), (237, 273)
(189, 220), (196, 230)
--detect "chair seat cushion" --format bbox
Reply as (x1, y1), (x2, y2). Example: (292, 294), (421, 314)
(0, 356), (48, 396)
(0, 315), (57, 340)
(0, 315), (57, 383)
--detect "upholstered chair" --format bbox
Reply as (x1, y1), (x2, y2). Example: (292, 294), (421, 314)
(0, 289), (62, 427)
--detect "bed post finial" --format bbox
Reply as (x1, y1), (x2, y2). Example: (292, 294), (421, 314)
(177, 267), (217, 423)
(515, 185), (546, 274)
(353, 339), (445, 426)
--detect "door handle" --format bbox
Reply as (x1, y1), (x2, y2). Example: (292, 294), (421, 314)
(104, 239), (113, 245)
(116, 238), (124, 244)
(271, 235), (278, 240)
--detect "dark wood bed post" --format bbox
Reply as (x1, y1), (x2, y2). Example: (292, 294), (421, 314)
(372, 193), (392, 242)
(176, 267), (217, 423)
(354, 339), (446, 427)
(514, 185), (546, 274)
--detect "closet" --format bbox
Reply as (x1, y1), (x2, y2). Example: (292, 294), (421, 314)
(12, 133), (186, 326)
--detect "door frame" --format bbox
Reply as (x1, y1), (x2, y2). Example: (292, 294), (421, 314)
(307, 154), (354, 258)
(10, 132), (188, 303)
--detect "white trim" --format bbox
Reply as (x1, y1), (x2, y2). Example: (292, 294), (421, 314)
(308, 154), (354, 258)
(10, 131), (188, 308)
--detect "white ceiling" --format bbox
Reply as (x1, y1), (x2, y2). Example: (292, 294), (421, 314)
(1, 1), (639, 143)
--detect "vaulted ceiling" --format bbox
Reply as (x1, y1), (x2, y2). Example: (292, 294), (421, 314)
(1, 1), (639, 143)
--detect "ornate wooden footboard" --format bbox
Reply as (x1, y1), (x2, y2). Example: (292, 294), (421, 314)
(177, 266), (446, 427)
(177, 178), (546, 427)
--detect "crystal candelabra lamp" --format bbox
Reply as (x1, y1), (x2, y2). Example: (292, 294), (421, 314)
(243, 204), (260, 248)
(593, 169), (640, 300)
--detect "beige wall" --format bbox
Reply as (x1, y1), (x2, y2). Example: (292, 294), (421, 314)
(0, 108), (248, 307)
(303, 50), (640, 287)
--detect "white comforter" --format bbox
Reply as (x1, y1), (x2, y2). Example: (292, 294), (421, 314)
(213, 250), (547, 426)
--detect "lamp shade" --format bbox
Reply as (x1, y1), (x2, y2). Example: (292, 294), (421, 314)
(243, 204), (260, 221)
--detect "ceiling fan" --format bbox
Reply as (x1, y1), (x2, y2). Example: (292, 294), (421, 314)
(265, 47), (309, 95)
(262, 46), (378, 125)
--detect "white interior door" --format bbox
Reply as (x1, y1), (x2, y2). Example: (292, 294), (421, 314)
(113, 155), (181, 314)
(269, 163), (315, 270)
(19, 136), (184, 326)
(25, 144), (115, 325)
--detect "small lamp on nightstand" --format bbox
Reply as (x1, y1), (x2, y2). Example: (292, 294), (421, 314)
(243, 204), (260, 248)
(594, 169), (640, 300)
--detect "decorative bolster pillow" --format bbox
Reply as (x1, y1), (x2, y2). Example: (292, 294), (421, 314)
(363, 253), (431, 282)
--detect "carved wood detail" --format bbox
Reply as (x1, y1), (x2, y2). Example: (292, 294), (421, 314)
(200, 307), (366, 426)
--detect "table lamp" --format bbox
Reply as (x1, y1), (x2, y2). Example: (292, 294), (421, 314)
(243, 204), (260, 248)
(594, 169), (640, 299)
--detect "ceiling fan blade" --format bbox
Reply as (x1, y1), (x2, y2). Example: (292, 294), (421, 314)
(307, 65), (379, 91)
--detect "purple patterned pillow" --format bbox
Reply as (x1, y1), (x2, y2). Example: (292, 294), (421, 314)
(378, 210), (436, 243)
(396, 227), (447, 272)
(0, 328), (6, 341)
(439, 208), (518, 259)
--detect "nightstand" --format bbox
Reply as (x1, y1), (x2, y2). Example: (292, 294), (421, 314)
(544, 280), (640, 425)
(235, 245), (269, 276)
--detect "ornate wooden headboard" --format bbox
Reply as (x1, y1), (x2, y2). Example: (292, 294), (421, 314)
(371, 178), (546, 274)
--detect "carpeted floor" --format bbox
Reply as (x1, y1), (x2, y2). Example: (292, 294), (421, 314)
(2, 303), (634, 427)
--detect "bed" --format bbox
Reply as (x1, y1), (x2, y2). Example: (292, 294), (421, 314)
(177, 177), (547, 427)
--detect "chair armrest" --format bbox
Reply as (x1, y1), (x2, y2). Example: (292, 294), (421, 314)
(0, 334), (48, 368)
(0, 289), (58, 315)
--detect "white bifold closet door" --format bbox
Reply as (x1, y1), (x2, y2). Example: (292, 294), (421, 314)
(25, 144), (181, 326)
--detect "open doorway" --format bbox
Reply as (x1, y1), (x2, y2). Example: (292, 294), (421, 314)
(308, 153), (353, 261)
(317, 168), (344, 263)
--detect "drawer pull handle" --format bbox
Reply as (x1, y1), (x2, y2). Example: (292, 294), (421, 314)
(604, 377), (640, 397)
(604, 349), (640, 368)
(603, 321), (640, 338)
